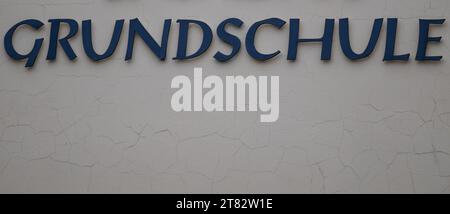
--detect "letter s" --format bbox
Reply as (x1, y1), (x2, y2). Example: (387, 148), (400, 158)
(214, 18), (243, 62)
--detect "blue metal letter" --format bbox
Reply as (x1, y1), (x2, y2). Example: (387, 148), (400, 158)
(245, 18), (286, 61)
(339, 18), (383, 60)
(47, 19), (79, 61)
(125, 18), (171, 61)
(416, 19), (445, 61)
(214, 18), (243, 62)
(174, 19), (213, 60)
(4, 19), (44, 67)
(287, 18), (334, 61)
(384, 18), (410, 61)
(82, 19), (124, 61)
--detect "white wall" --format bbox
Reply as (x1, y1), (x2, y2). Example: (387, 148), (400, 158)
(0, 0), (449, 193)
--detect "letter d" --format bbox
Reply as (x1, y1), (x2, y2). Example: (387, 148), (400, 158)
(173, 20), (213, 60)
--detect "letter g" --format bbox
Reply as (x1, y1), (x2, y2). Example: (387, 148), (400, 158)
(4, 19), (44, 68)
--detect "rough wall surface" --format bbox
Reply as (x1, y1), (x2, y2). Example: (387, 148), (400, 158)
(0, 0), (450, 193)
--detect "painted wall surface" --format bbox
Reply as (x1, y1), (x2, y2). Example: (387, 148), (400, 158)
(1, 0), (450, 193)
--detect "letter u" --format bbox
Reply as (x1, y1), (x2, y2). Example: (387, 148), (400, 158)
(339, 18), (383, 60)
(82, 19), (124, 61)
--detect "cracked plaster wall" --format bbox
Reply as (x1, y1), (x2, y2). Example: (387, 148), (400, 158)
(0, 0), (450, 193)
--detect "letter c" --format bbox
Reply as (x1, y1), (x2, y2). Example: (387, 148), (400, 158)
(245, 18), (286, 61)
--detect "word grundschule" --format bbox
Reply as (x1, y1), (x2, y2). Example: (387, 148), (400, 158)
(4, 17), (446, 123)
(3, 17), (446, 67)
